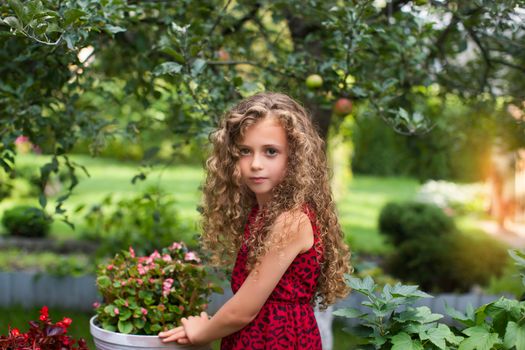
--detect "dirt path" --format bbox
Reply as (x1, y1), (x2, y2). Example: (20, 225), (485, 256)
(478, 220), (525, 248)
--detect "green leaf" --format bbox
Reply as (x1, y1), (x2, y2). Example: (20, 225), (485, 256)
(346, 275), (376, 295)
(3, 16), (22, 30)
(191, 58), (206, 76)
(153, 62), (183, 76)
(509, 249), (525, 268)
(39, 193), (47, 209)
(104, 24), (126, 34)
(119, 308), (132, 321)
(390, 283), (431, 298)
(396, 306), (443, 324)
(102, 321), (116, 332)
(117, 320), (133, 334)
(504, 321), (525, 350)
(445, 303), (473, 324)
(132, 318), (145, 330)
(332, 307), (367, 319)
(64, 8), (87, 26)
(8, 0), (28, 25)
(391, 332), (424, 350)
(161, 47), (185, 64)
(459, 326), (501, 350)
(97, 276), (111, 288)
(420, 324), (452, 350)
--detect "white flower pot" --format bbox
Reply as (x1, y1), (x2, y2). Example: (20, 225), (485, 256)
(90, 316), (210, 350)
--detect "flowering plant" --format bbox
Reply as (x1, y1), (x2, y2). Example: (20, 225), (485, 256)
(95, 242), (221, 335)
(0, 306), (88, 350)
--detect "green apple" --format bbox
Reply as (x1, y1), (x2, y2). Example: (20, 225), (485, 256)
(306, 74), (323, 89)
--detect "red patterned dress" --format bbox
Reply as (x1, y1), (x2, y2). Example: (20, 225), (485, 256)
(220, 204), (324, 350)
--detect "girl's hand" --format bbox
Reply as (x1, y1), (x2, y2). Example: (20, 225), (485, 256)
(180, 311), (211, 345)
(158, 326), (190, 344)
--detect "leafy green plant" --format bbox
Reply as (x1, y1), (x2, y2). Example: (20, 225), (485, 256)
(82, 188), (195, 257)
(334, 275), (463, 349)
(2, 205), (51, 238)
(379, 201), (507, 292)
(95, 243), (222, 335)
(334, 249), (525, 350)
(386, 234), (507, 293)
(378, 201), (455, 245)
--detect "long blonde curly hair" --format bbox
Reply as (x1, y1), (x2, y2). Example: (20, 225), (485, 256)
(201, 92), (352, 309)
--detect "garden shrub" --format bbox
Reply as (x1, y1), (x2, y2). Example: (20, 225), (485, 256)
(81, 187), (196, 257)
(334, 249), (525, 350)
(2, 205), (51, 238)
(378, 201), (456, 245)
(386, 234), (508, 292)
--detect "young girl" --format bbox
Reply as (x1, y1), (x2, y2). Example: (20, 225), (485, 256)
(159, 92), (352, 349)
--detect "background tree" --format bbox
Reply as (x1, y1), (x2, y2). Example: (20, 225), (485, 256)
(1, 0), (524, 219)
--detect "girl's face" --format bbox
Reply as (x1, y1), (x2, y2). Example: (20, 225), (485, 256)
(236, 117), (289, 207)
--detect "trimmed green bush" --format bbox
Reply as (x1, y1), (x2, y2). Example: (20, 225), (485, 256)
(385, 230), (508, 292)
(2, 205), (51, 238)
(378, 201), (456, 245)
(380, 200), (507, 292)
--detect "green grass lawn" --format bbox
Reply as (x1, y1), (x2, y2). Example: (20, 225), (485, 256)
(1, 154), (421, 254)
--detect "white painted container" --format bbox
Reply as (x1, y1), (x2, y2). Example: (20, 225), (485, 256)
(89, 316), (210, 350)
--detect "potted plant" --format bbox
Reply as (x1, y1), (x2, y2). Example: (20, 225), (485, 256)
(90, 243), (221, 350)
(0, 306), (88, 350)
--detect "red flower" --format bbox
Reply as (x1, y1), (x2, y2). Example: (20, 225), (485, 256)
(9, 327), (20, 337)
(61, 317), (72, 327)
(39, 306), (49, 321)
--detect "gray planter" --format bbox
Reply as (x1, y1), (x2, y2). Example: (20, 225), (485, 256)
(89, 316), (210, 350)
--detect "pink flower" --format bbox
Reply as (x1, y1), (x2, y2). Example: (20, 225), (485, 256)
(184, 252), (200, 262)
(141, 308), (148, 315)
(92, 302), (101, 309)
(162, 254), (172, 262)
(61, 317), (72, 327)
(107, 264), (114, 271)
(137, 278), (143, 286)
(129, 246), (136, 258)
(150, 250), (161, 260)
(162, 278), (174, 297)
(170, 242), (182, 250)
(124, 300), (129, 307)
(114, 308), (119, 315)
(138, 264), (146, 275)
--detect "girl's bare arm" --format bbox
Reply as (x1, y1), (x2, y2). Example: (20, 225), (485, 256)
(159, 210), (314, 345)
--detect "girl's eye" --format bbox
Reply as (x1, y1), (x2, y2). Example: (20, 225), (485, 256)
(239, 148), (250, 155)
(266, 148), (278, 156)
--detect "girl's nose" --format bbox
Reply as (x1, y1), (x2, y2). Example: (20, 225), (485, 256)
(251, 154), (263, 170)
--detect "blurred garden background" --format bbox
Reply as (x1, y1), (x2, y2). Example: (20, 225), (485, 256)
(1, 0), (525, 349)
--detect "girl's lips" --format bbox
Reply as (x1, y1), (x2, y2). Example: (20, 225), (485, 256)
(250, 177), (267, 183)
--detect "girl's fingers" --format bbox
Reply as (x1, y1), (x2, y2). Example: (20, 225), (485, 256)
(200, 311), (208, 318)
(160, 330), (186, 343)
(158, 326), (183, 338)
(177, 337), (190, 344)
(159, 327), (185, 342)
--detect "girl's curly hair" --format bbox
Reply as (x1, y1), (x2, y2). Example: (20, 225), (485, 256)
(201, 92), (352, 309)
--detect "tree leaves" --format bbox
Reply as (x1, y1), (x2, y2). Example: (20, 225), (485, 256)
(391, 333), (423, 350)
(458, 326), (501, 350)
(504, 322), (525, 350)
